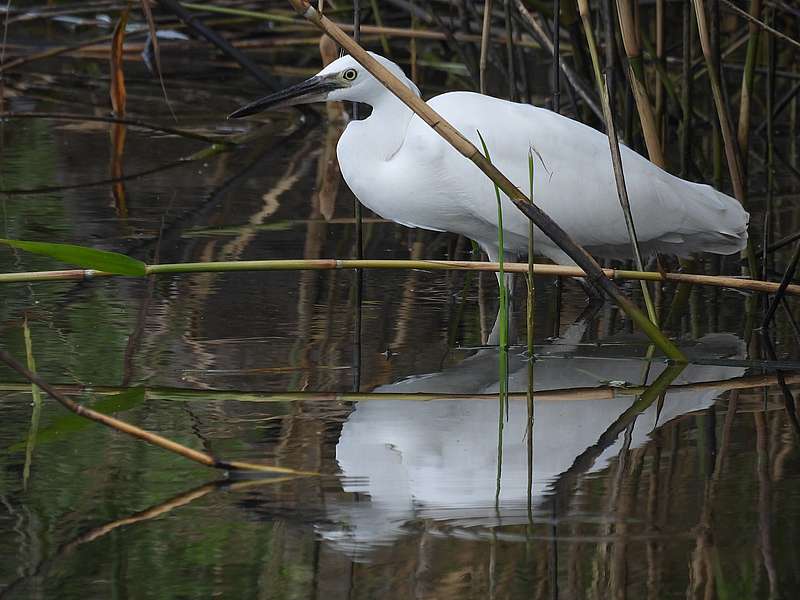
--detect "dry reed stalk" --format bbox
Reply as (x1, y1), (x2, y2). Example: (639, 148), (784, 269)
(736, 0), (763, 167)
(553, 0), (561, 111)
(616, 0), (667, 167)
(480, 0), (493, 94)
(0, 349), (314, 476)
(692, 0), (746, 202)
(504, 0), (517, 101)
(2, 259), (798, 296)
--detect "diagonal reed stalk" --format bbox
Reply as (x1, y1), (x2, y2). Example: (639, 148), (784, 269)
(284, 0), (686, 361)
(601, 72), (658, 324)
(2, 259), (798, 296)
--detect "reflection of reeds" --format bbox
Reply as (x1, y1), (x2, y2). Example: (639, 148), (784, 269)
(4, 370), (798, 405)
(0, 349), (315, 477)
(21, 319), (43, 489)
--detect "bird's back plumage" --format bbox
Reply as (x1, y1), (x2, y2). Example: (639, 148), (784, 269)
(334, 58), (748, 265)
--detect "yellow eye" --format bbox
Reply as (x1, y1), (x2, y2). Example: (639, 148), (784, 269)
(343, 68), (358, 81)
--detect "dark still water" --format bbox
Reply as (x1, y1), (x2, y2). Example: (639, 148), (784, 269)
(2, 34), (800, 600)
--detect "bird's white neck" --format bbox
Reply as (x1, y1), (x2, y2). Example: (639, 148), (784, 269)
(342, 86), (415, 161)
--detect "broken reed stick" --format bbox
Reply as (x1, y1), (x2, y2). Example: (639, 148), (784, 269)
(1, 259), (797, 296)
(0, 349), (314, 477)
(283, 0), (685, 361)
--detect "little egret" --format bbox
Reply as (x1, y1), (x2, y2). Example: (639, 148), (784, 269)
(230, 53), (749, 266)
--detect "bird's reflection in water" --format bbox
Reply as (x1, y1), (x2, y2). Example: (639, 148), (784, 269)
(321, 323), (745, 558)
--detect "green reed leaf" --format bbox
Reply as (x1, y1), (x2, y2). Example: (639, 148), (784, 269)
(0, 239), (146, 275)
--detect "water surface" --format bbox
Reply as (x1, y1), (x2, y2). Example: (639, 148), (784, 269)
(1, 25), (800, 600)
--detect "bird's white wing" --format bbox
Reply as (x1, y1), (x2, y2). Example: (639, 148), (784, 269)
(411, 92), (747, 259)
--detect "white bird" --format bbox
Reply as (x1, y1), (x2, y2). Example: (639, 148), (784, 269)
(231, 53), (749, 266)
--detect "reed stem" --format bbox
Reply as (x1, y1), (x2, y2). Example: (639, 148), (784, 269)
(601, 72), (659, 323)
(616, 0), (667, 167)
(736, 0), (763, 171)
(480, 0), (494, 94)
(3, 259), (795, 296)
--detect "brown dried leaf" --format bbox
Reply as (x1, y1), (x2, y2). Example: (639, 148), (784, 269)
(110, 8), (129, 117)
(140, 0), (176, 120)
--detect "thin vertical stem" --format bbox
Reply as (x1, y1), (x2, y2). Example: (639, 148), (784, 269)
(655, 0), (665, 146)
(763, 7), (775, 282)
(352, 0), (363, 261)
(553, 0), (561, 112)
(527, 150), (535, 360)
(526, 151), (535, 468)
(577, 0), (604, 96)
(680, 0), (693, 178)
(616, 0), (667, 167)
(736, 0), (763, 174)
(367, 0), (391, 56)
(504, 0), (516, 101)
(410, 0), (418, 83)
(352, 0), (363, 391)
(692, 0), (746, 202)
(480, 0), (493, 94)
(603, 0), (618, 113)
(478, 132), (508, 408)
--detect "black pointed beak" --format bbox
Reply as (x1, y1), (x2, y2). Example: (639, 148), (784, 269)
(228, 75), (341, 119)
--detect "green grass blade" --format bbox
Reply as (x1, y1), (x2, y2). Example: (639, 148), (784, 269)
(477, 130), (509, 421)
(527, 150), (535, 358)
(0, 239), (146, 275)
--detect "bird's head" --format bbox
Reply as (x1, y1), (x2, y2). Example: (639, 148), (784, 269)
(228, 52), (420, 118)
